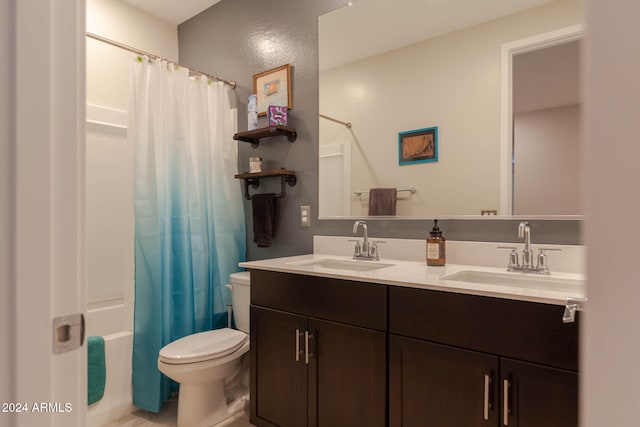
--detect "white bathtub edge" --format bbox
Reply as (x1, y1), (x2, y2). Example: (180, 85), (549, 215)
(87, 330), (135, 427)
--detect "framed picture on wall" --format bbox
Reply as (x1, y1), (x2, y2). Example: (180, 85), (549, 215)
(253, 64), (292, 116)
(398, 126), (438, 165)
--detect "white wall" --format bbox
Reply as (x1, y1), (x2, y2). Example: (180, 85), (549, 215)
(514, 104), (581, 214)
(87, 0), (178, 111)
(583, 0), (640, 425)
(319, 0), (583, 216)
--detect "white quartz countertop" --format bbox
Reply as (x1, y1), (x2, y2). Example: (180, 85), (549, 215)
(240, 254), (586, 306)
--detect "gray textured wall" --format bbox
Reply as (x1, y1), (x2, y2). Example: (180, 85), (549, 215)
(178, 0), (582, 261)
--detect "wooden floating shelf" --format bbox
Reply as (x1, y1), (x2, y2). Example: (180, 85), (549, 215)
(234, 169), (296, 180)
(234, 169), (297, 200)
(233, 126), (297, 146)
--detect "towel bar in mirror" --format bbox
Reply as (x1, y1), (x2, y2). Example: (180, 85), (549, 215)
(234, 169), (297, 200)
(353, 187), (417, 197)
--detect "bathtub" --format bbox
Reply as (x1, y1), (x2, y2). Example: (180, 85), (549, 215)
(86, 304), (135, 427)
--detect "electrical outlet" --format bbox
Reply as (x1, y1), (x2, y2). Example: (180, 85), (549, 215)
(300, 205), (311, 227)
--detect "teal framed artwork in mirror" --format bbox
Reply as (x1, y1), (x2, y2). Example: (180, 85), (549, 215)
(398, 127), (438, 166)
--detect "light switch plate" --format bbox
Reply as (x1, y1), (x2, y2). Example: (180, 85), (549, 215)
(300, 205), (311, 227)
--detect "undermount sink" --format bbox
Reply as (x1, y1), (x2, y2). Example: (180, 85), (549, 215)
(443, 270), (585, 292)
(287, 258), (395, 272)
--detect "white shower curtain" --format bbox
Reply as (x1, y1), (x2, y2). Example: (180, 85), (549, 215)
(128, 56), (246, 412)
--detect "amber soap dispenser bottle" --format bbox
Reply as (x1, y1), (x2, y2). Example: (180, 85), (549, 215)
(427, 219), (446, 266)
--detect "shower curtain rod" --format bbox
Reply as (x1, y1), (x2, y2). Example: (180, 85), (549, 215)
(320, 114), (352, 128)
(86, 32), (236, 89)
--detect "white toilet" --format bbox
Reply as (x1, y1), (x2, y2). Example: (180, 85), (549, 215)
(158, 271), (251, 427)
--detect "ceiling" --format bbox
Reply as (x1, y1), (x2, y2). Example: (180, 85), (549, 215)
(320, 0), (558, 70)
(122, 0), (564, 69)
(121, 0), (221, 25)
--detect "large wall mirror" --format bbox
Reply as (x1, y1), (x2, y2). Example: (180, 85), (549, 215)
(319, 0), (584, 219)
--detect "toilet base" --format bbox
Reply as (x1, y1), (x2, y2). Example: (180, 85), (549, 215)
(177, 380), (230, 427)
(157, 334), (250, 427)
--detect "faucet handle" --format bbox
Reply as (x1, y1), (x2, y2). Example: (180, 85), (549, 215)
(536, 248), (560, 274)
(348, 239), (362, 257)
(497, 246), (519, 270)
(370, 241), (386, 260)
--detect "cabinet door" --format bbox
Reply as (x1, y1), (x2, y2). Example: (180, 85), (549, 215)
(308, 318), (386, 427)
(389, 335), (499, 427)
(251, 306), (308, 427)
(501, 358), (577, 427)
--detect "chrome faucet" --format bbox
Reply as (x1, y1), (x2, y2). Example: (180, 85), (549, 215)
(351, 220), (383, 260)
(498, 221), (561, 274)
(518, 221), (533, 269)
(353, 220), (369, 255)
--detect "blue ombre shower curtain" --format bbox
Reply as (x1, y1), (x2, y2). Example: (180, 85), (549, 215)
(128, 56), (246, 412)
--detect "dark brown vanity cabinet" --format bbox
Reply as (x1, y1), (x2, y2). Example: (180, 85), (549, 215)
(250, 270), (579, 427)
(389, 286), (579, 427)
(250, 270), (387, 427)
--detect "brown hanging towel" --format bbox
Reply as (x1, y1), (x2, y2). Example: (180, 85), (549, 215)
(368, 188), (397, 216)
(252, 193), (277, 247)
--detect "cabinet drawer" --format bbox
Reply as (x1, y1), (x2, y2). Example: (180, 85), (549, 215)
(389, 286), (579, 371)
(251, 270), (387, 331)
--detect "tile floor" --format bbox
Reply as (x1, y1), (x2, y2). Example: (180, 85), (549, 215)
(101, 398), (254, 427)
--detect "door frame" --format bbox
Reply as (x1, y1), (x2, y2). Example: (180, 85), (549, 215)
(499, 24), (584, 215)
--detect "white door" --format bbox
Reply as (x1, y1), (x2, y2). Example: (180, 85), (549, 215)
(583, 0), (640, 425)
(3, 1), (87, 426)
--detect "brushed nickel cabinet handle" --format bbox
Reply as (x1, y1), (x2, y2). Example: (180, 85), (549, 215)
(305, 331), (314, 364)
(484, 374), (491, 421)
(503, 379), (510, 426)
(295, 329), (304, 362)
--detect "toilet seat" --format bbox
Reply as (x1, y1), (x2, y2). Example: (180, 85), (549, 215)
(159, 328), (248, 364)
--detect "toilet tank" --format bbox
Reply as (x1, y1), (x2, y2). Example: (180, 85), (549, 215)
(229, 272), (251, 334)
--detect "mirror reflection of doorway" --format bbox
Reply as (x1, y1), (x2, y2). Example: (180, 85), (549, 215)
(512, 39), (582, 215)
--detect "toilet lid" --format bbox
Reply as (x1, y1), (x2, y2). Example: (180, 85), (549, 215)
(159, 328), (248, 364)
(230, 271), (250, 286)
